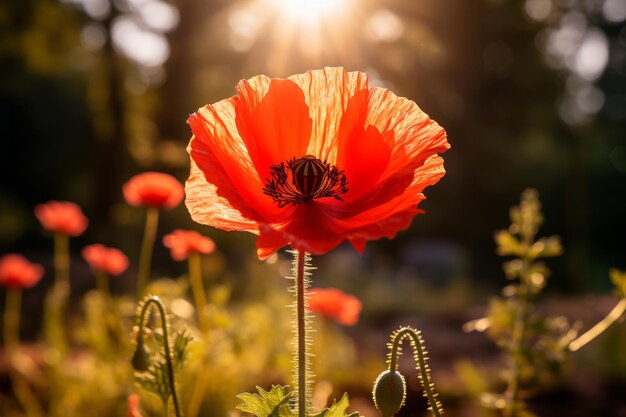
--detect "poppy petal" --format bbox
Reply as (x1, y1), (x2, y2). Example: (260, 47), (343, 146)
(256, 225), (290, 260)
(336, 89), (393, 200)
(187, 97), (291, 229)
(328, 156), (445, 252)
(235, 77), (312, 182)
(366, 87), (449, 179)
(288, 67), (369, 163)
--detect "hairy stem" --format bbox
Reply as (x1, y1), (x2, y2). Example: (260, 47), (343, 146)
(137, 207), (159, 299)
(188, 252), (209, 332)
(569, 297), (626, 352)
(137, 296), (182, 417)
(290, 249), (312, 417)
(297, 249), (306, 417)
(389, 327), (442, 417)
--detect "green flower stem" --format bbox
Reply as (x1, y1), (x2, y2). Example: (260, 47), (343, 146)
(296, 249), (307, 417)
(96, 270), (111, 299)
(4, 289), (45, 417)
(188, 252), (209, 332)
(505, 240), (532, 417)
(54, 233), (70, 289)
(137, 296), (181, 417)
(389, 327), (442, 417)
(185, 252), (210, 417)
(569, 297), (626, 352)
(4, 289), (21, 351)
(46, 232), (71, 354)
(186, 369), (210, 417)
(137, 207), (159, 299)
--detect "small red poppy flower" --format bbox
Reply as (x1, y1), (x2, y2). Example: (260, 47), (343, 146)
(306, 287), (362, 326)
(185, 67), (449, 259)
(34, 200), (88, 237)
(127, 394), (142, 417)
(82, 244), (129, 276)
(162, 229), (216, 261)
(0, 254), (44, 289)
(123, 172), (185, 209)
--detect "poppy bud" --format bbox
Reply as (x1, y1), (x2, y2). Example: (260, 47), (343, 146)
(372, 370), (406, 417)
(131, 339), (151, 371)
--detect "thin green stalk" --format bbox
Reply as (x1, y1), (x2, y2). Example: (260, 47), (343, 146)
(4, 289), (44, 417)
(137, 207), (159, 299)
(54, 233), (70, 289)
(136, 296), (182, 417)
(569, 297), (626, 352)
(505, 242), (532, 417)
(4, 289), (21, 351)
(187, 369), (210, 417)
(96, 270), (110, 299)
(186, 252), (210, 417)
(164, 398), (170, 417)
(188, 252), (209, 332)
(46, 232), (70, 354)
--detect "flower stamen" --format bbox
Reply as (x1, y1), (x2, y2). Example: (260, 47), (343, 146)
(263, 155), (348, 208)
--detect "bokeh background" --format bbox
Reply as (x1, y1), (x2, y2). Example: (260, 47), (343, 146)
(1, 0), (626, 415)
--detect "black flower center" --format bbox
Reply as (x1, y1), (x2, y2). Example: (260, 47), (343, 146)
(263, 155), (349, 208)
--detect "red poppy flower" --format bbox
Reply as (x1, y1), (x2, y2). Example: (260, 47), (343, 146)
(127, 394), (142, 417)
(123, 172), (185, 209)
(186, 67), (449, 259)
(82, 244), (129, 276)
(306, 288), (362, 326)
(0, 254), (44, 289)
(34, 200), (88, 237)
(162, 229), (216, 261)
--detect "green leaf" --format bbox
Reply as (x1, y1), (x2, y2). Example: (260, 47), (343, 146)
(236, 385), (295, 417)
(313, 394), (360, 417)
(494, 230), (522, 257)
(610, 268), (626, 297)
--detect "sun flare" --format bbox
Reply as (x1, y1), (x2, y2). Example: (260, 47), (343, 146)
(265, 0), (350, 24)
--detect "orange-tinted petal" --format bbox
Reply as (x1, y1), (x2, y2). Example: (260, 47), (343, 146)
(187, 96), (295, 229)
(256, 225), (290, 260)
(335, 89), (393, 200)
(288, 68), (369, 163)
(366, 87), (449, 179)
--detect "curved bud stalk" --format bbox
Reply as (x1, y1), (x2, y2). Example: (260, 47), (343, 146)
(373, 326), (443, 417)
(132, 295), (187, 417)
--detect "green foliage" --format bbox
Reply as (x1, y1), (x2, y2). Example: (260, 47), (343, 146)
(236, 386), (360, 417)
(132, 297), (193, 408)
(467, 188), (626, 417)
(237, 385), (294, 417)
(312, 394), (360, 417)
(610, 269), (626, 297)
(484, 189), (568, 415)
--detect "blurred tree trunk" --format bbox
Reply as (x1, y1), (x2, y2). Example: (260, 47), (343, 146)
(92, 3), (132, 231)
